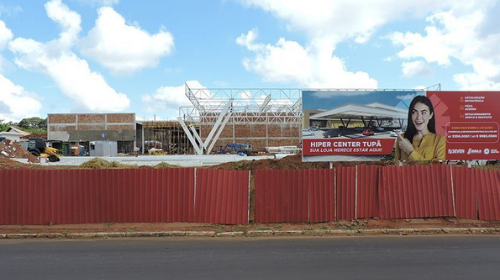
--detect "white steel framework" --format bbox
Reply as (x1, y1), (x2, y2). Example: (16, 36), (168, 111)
(178, 84), (303, 155)
(179, 85), (303, 124)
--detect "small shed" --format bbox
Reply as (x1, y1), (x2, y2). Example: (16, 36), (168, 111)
(89, 141), (118, 157)
(0, 126), (30, 142)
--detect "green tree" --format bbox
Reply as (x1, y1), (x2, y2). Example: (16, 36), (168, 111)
(0, 120), (9, 132)
(17, 117), (47, 134)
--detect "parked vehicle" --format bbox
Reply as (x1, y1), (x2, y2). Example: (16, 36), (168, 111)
(302, 129), (314, 136)
(309, 126), (319, 131)
(216, 143), (254, 156)
(28, 138), (61, 162)
(362, 129), (374, 136)
(323, 129), (341, 138)
(390, 129), (402, 137)
(354, 127), (364, 132)
(375, 126), (384, 131)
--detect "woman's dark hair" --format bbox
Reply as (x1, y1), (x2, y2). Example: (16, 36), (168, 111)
(403, 95), (436, 142)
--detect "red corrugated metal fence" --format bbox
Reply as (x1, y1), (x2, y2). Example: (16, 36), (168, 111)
(308, 169), (335, 223)
(0, 168), (250, 225)
(194, 169), (250, 224)
(255, 169), (309, 223)
(356, 165), (380, 219)
(2, 165), (500, 225)
(475, 168), (500, 220)
(336, 167), (356, 221)
(255, 165), (500, 223)
(378, 165), (454, 219)
(452, 166), (477, 219)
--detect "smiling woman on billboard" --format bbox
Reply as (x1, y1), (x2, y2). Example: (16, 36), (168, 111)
(395, 95), (446, 161)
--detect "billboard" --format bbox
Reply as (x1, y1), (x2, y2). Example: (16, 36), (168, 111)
(429, 91), (500, 160)
(302, 90), (500, 162)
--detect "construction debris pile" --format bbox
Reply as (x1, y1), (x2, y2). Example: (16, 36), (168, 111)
(0, 140), (38, 163)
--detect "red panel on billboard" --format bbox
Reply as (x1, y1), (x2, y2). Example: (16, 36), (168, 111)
(194, 169), (250, 225)
(379, 165), (454, 219)
(428, 91), (500, 160)
(302, 139), (395, 156)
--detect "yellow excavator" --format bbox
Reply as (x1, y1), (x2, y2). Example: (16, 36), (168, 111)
(28, 138), (60, 162)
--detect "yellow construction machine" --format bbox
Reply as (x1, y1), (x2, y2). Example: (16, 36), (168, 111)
(28, 138), (61, 162)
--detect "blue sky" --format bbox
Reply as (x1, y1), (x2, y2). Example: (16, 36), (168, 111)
(1, 0), (499, 122)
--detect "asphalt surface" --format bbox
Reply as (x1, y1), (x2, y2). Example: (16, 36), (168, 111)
(1, 236), (500, 280)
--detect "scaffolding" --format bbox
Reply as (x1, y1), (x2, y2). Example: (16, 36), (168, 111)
(178, 84), (303, 154)
(140, 121), (196, 155)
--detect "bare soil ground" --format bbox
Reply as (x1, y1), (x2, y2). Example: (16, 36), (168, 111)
(1, 218), (499, 236)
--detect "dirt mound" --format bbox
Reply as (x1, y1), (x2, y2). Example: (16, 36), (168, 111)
(0, 157), (35, 169)
(208, 153), (400, 170)
(152, 162), (181, 168)
(207, 154), (327, 170)
(77, 158), (182, 169)
(79, 158), (139, 169)
(0, 140), (38, 163)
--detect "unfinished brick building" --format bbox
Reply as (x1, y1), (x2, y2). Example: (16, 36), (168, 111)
(47, 113), (136, 154)
(178, 85), (302, 154)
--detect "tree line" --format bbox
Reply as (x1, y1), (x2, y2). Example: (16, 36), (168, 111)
(0, 117), (47, 134)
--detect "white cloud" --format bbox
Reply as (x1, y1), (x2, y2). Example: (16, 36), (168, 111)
(388, 1), (500, 90)
(0, 20), (13, 50)
(71, 0), (119, 7)
(8, 0), (130, 113)
(454, 65), (500, 90)
(141, 81), (203, 119)
(80, 6), (174, 75)
(237, 1), (500, 89)
(239, 0), (464, 43)
(237, 29), (377, 88)
(89, 0), (119, 6)
(0, 74), (42, 122)
(0, 4), (22, 18)
(0, 20), (13, 72)
(401, 61), (432, 77)
(45, 0), (81, 49)
(0, 20), (41, 122)
(46, 53), (130, 112)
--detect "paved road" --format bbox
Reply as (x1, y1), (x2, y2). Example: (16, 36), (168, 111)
(1, 236), (499, 280)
